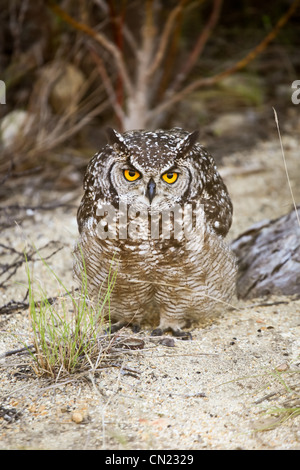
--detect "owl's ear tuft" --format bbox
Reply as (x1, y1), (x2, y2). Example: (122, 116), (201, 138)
(176, 130), (199, 156)
(106, 128), (127, 152)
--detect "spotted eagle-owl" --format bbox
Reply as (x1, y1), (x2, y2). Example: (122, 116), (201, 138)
(74, 128), (236, 337)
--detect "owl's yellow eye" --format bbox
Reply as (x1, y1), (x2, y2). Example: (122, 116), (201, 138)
(162, 172), (178, 184)
(124, 169), (140, 181)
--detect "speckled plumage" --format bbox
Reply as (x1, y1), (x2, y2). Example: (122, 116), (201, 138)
(74, 128), (236, 336)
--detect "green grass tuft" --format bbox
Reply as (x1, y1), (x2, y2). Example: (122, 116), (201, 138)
(24, 246), (118, 379)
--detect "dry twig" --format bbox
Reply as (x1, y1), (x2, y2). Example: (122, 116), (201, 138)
(0, 240), (64, 289)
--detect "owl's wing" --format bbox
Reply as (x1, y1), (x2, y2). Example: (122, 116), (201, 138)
(200, 166), (233, 237)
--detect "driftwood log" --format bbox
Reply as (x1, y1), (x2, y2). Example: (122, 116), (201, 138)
(231, 206), (300, 299)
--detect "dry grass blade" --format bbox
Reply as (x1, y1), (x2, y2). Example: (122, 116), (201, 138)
(273, 107), (300, 228)
(217, 363), (300, 432)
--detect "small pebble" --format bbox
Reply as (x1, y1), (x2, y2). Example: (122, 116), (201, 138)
(160, 337), (175, 347)
(275, 363), (289, 372)
(71, 411), (84, 424)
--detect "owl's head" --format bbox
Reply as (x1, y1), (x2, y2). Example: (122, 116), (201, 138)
(79, 127), (233, 237)
(102, 127), (205, 212)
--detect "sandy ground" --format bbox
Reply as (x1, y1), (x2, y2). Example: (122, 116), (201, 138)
(0, 128), (300, 450)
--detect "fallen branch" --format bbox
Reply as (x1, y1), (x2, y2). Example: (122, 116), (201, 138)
(0, 345), (35, 359)
(0, 296), (58, 316)
(0, 300), (31, 315)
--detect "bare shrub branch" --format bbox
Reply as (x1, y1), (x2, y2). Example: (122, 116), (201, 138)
(46, 0), (134, 97)
(146, 0), (188, 79)
(171, 0), (223, 92)
(149, 0), (300, 121)
(44, 0), (299, 131)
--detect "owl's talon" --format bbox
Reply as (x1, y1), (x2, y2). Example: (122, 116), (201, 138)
(151, 328), (163, 336)
(172, 330), (192, 340)
(131, 324), (141, 333)
(164, 326), (192, 340)
(151, 326), (192, 340)
(105, 322), (141, 335)
(106, 322), (126, 334)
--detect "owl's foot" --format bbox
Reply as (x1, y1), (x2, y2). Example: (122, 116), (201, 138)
(151, 327), (192, 340)
(131, 323), (141, 333)
(105, 321), (141, 334)
(104, 321), (126, 334)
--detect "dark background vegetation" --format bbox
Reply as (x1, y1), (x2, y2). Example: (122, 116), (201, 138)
(0, 0), (299, 200)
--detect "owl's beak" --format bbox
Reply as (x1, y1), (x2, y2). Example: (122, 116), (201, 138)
(146, 178), (156, 204)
